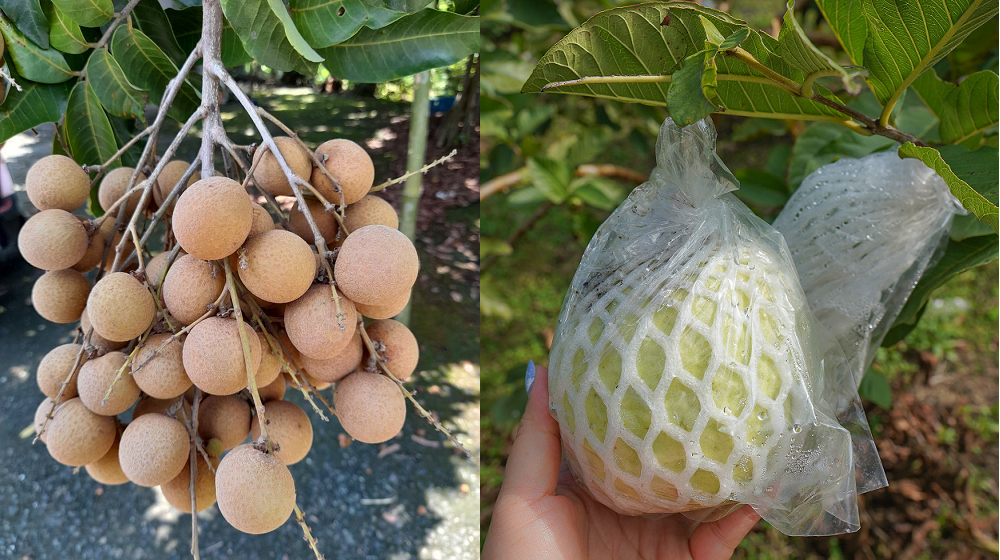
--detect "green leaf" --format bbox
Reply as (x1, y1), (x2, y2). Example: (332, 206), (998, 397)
(814, 0), (866, 65)
(912, 70), (999, 147)
(481, 237), (513, 258)
(454, 0), (479, 15)
(165, 7), (202, 53)
(290, 0), (427, 49)
(522, 3), (849, 123)
(64, 80), (119, 168)
(265, 0), (324, 63)
(0, 12), (74, 83)
(733, 169), (789, 207)
(951, 212), (997, 240)
(667, 48), (721, 125)
(51, 0), (113, 28)
(221, 0), (320, 73)
(319, 9), (480, 82)
(526, 156), (570, 203)
(862, 0), (999, 111)
(898, 142), (999, 231)
(777, 0), (861, 95)
(86, 49), (146, 119)
(0, 65), (72, 144)
(0, 0), (50, 49)
(570, 176), (623, 210)
(481, 277), (513, 320)
(110, 24), (201, 122)
(108, 115), (144, 168)
(506, 185), (549, 206)
(47, 2), (90, 54)
(132, 0), (188, 66)
(858, 369), (892, 409)
(221, 15), (254, 67)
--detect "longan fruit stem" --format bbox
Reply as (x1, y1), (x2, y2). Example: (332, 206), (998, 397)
(34, 338), (89, 443)
(129, 287), (228, 377)
(370, 149), (458, 192)
(293, 504), (324, 560)
(182, 389), (202, 560)
(99, 328), (150, 406)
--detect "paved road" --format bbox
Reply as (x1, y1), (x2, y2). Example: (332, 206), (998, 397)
(0, 127), (480, 560)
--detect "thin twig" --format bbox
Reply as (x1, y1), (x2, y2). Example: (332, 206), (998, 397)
(91, 0), (142, 51)
(294, 504), (324, 560)
(372, 149), (457, 192)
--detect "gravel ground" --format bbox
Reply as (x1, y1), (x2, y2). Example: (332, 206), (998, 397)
(0, 123), (481, 560)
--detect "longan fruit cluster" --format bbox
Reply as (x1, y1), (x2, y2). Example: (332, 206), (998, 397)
(25, 138), (425, 537)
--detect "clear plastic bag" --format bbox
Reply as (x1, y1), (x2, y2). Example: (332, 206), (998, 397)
(772, 151), (963, 387)
(547, 117), (886, 537)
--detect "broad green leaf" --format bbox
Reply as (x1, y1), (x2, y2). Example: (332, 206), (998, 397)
(110, 25), (201, 122)
(522, 3), (849, 123)
(912, 70), (999, 147)
(570, 176), (623, 210)
(221, 0), (320, 73)
(132, 0), (188, 66)
(165, 8), (202, 53)
(481, 238), (513, 258)
(51, 121), (71, 158)
(0, 0), (50, 49)
(862, 0), (999, 112)
(86, 49), (146, 119)
(51, 0), (113, 28)
(506, 184), (549, 206)
(733, 169), (789, 207)
(526, 156), (570, 203)
(319, 9), (480, 82)
(951, 212), (997, 240)
(0, 13), (74, 83)
(667, 49), (722, 125)
(221, 15), (254, 67)
(898, 142), (999, 231)
(481, 277), (513, 320)
(454, 0), (479, 15)
(858, 369), (892, 409)
(265, 0), (324, 63)
(0, 66), (72, 144)
(814, 0), (866, 65)
(108, 115), (144, 168)
(64, 80), (119, 168)
(290, 0), (425, 49)
(776, 0), (861, 95)
(47, 2), (90, 54)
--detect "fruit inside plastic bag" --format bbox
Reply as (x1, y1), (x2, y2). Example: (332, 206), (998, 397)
(773, 152), (962, 387)
(547, 117), (886, 536)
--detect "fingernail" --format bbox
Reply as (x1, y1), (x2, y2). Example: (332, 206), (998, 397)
(525, 360), (536, 395)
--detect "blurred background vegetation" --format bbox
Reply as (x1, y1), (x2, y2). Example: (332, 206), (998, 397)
(480, 0), (999, 557)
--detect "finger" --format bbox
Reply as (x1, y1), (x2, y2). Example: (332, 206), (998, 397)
(688, 505), (761, 560)
(497, 363), (562, 501)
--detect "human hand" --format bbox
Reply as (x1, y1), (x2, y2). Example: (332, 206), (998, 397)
(482, 362), (761, 560)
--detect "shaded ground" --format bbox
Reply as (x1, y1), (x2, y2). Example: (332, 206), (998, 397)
(0, 88), (480, 559)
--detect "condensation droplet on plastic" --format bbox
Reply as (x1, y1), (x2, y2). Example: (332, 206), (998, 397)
(723, 406), (732, 416)
(757, 410), (768, 421)
(792, 424), (802, 434)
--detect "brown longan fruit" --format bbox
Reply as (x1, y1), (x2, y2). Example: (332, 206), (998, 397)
(85, 429), (129, 485)
(26, 155), (89, 212)
(364, 320), (419, 382)
(183, 317), (262, 395)
(334, 371), (405, 444)
(172, 176), (253, 260)
(31, 269), (90, 323)
(133, 396), (179, 419)
(161, 454), (220, 513)
(36, 343), (82, 399)
(98, 167), (145, 216)
(198, 394), (252, 450)
(289, 369), (331, 391)
(334, 225), (418, 306)
(288, 199), (339, 245)
(312, 139), (374, 205)
(300, 331), (362, 383)
(144, 251), (176, 290)
(256, 331), (283, 387)
(258, 377), (286, 402)
(119, 413), (190, 487)
(18, 209), (89, 270)
(77, 351), (140, 416)
(249, 202), (275, 237)
(45, 397), (116, 466)
(215, 444), (296, 534)
(238, 230), (316, 304)
(71, 217), (133, 273)
(250, 400), (312, 465)
(86, 272), (155, 342)
(344, 195), (398, 232)
(252, 136), (312, 197)
(284, 285), (357, 360)
(153, 160), (200, 211)
(34, 397), (62, 442)
(133, 333), (192, 399)
(162, 255), (225, 325)
(80, 305), (127, 351)
(355, 288), (410, 320)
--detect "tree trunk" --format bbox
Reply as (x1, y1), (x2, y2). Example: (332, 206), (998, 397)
(435, 54), (479, 147)
(396, 70), (431, 327)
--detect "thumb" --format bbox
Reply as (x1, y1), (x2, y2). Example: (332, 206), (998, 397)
(688, 504), (761, 560)
(497, 362), (562, 501)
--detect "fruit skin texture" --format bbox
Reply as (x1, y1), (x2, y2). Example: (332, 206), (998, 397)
(300, 331), (363, 383)
(34, 397), (60, 442)
(258, 377), (287, 402)
(77, 351), (140, 416)
(153, 160), (200, 212)
(355, 289), (410, 320)
(85, 431), (129, 485)
(119, 413), (190, 487)
(26, 155), (90, 211)
(216, 444), (296, 534)
(334, 371), (405, 443)
(312, 139), (374, 205)
(98, 167), (145, 216)
(144, 251), (177, 290)
(284, 285), (357, 359)
(238, 230), (316, 304)
(198, 395), (252, 450)
(250, 400), (313, 465)
(162, 255), (225, 325)
(132, 396), (180, 420)
(86, 272), (155, 342)
(32, 269), (90, 323)
(133, 333), (192, 399)
(172, 177), (253, 260)
(252, 136), (312, 197)
(255, 331), (283, 387)
(364, 320), (419, 382)
(183, 317), (263, 395)
(18, 209), (89, 270)
(249, 202), (275, 237)
(36, 343), (82, 399)
(334, 225), (418, 306)
(45, 398), (116, 466)
(344, 195), (398, 232)
(80, 305), (127, 351)
(162, 454), (220, 513)
(288, 199), (340, 245)
(72, 217), (132, 273)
